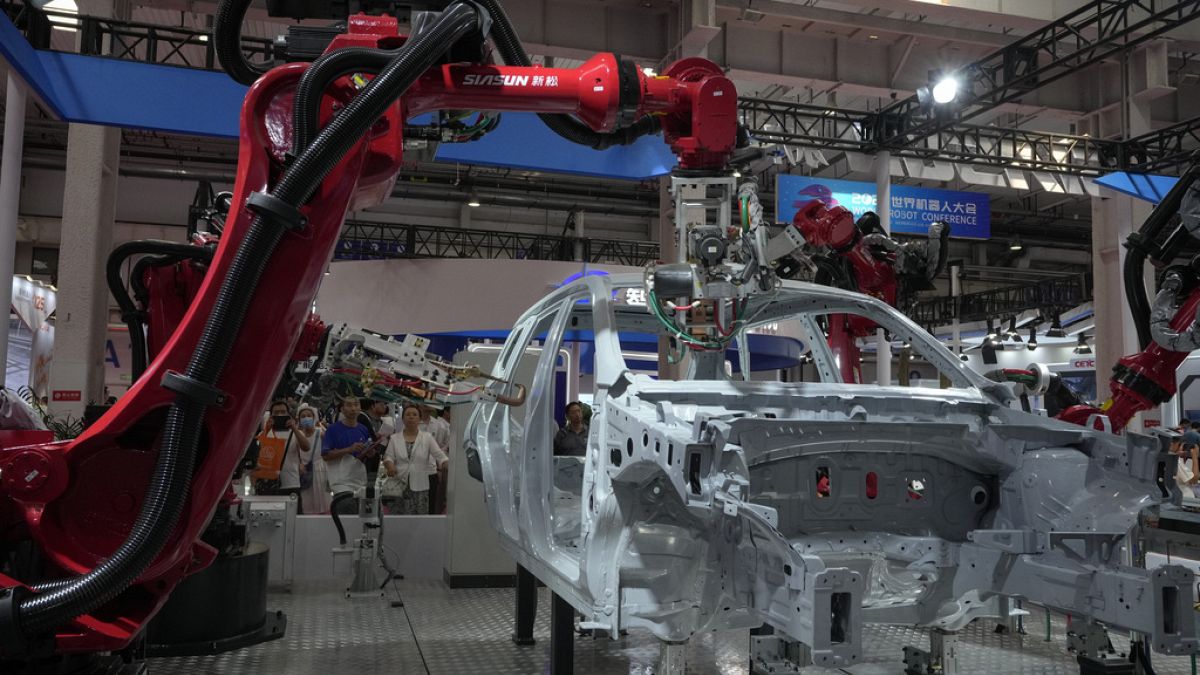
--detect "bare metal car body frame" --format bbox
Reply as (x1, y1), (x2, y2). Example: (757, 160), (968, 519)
(465, 273), (1198, 668)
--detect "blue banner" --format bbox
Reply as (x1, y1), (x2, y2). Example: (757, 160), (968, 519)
(777, 176), (990, 239)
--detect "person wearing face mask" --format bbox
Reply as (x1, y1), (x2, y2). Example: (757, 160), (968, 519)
(296, 404), (331, 514)
(264, 399), (311, 512)
(380, 403), (449, 515)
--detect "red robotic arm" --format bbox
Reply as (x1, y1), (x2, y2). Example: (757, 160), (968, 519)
(0, 5), (737, 656)
(997, 162), (1200, 434)
(1056, 272), (1200, 432)
(789, 199), (949, 383)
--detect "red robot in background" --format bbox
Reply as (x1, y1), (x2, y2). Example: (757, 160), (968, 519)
(784, 199), (950, 383)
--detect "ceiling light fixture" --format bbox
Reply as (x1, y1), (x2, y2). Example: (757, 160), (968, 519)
(1074, 333), (1092, 355)
(931, 75), (961, 105)
(1005, 316), (1022, 342)
(1045, 315), (1066, 338)
(467, 192), (481, 207)
(1027, 326), (1038, 351)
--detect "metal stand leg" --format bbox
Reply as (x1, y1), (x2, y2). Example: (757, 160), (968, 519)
(550, 592), (574, 675)
(903, 629), (958, 675)
(995, 596), (1019, 634)
(931, 629), (959, 675)
(512, 565), (537, 646)
(1070, 621), (1132, 674)
(659, 642), (687, 675)
(749, 624), (810, 675)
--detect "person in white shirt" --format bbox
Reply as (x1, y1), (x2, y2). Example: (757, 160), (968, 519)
(296, 404), (331, 514)
(419, 404), (449, 452)
(382, 403), (449, 514)
(264, 400), (311, 511)
(419, 403), (451, 513)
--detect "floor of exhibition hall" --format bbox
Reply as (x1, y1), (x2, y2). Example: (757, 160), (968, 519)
(147, 579), (1200, 674)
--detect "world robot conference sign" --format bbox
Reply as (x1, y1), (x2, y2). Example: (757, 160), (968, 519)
(777, 175), (991, 240)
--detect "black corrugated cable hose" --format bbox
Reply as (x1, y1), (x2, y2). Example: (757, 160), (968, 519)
(105, 241), (214, 384)
(1124, 157), (1200, 350)
(293, 47), (401, 156)
(14, 2), (482, 640)
(213, 0), (269, 86)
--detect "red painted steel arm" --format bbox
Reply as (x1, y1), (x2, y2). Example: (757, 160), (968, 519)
(0, 17), (737, 654)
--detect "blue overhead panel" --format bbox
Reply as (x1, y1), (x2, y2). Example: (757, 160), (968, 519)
(1094, 172), (1180, 203)
(0, 12), (248, 137)
(433, 112), (679, 180)
(1, 11), (674, 176)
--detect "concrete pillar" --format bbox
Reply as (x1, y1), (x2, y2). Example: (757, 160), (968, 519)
(1091, 191), (1150, 405)
(1091, 80), (1152, 420)
(680, 0), (717, 59)
(47, 123), (120, 417)
(0, 76), (28, 387)
(875, 151), (892, 386)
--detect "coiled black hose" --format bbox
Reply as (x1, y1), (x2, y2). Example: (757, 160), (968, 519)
(293, 47), (401, 157)
(213, 0), (269, 86)
(105, 241), (215, 383)
(291, 10), (449, 156)
(470, 0), (660, 150)
(17, 1), (481, 639)
(1125, 159), (1200, 350)
(330, 493), (355, 546)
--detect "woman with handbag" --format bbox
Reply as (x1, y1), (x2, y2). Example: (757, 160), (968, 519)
(379, 403), (448, 514)
(260, 400), (310, 512)
(296, 404), (332, 514)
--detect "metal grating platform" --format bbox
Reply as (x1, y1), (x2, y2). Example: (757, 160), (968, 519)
(148, 579), (1200, 674)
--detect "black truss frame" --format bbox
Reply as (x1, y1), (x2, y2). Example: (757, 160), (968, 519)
(338, 220), (660, 266)
(909, 275), (1093, 327)
(1124, 117), (1200, 172)
(7, 1), (1200, 174)
(2, 3), (273, 71)
(741, 97), (1123, 175)
(872, 0), (1200, 150)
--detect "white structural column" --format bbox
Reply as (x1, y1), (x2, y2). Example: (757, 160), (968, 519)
(875, 151), (892, 386)
(0, 76), (28, 386)
(47, 0), (128, 416)
(1091, 193), (1150, 403)
(48, 124), (120, 415)
(1091, 73), (1152, 423)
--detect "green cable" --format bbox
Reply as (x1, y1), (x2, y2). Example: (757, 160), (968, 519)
(647, 289), (726, 350)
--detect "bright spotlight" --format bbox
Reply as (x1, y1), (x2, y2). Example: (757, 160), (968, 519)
(931, 76), (960, 105)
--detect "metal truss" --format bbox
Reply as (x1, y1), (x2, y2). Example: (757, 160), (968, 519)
(1124, 116), (1200, 172)
(909, 274), (1092, 326)
(741, 97), (1121, 175)
(6, 1), (1199, 175)
(2, 2), (272, 71)
(337, 220), (660, 266)
(872, 0), (1200, 149)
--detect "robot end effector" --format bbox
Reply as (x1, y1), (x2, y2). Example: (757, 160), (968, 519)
(301, 324), (527, 409)
(771, 196), (951, 303)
